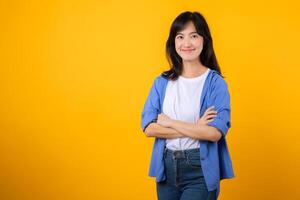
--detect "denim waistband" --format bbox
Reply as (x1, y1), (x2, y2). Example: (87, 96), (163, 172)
(164, 147), (200, 159)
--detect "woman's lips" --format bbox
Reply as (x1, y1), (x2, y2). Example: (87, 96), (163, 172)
(181, 49), (195, 52)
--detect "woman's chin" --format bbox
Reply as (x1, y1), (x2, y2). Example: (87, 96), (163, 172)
(181, 57), (199, 62)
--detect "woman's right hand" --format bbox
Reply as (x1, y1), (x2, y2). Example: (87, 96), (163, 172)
(197, 106), (217, 126)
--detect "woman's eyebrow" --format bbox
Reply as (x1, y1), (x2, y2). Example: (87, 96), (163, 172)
(176, 31), (198, 35)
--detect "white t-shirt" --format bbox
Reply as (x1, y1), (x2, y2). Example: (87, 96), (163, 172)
(163, 68), (210, 150)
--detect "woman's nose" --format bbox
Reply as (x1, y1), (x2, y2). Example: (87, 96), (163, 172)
(183, 38), (192, 46)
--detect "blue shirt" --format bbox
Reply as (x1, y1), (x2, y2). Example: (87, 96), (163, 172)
(141, 69), (235, 197)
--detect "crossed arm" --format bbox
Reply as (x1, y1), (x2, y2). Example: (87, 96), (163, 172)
(144, 123), (184, 139)
(142, 77), (230, 143)
(144, 113), (222, 142)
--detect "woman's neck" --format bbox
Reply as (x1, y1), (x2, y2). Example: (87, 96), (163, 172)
(181, 60), (208, 78)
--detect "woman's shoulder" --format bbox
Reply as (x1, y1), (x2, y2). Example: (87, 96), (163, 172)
(148, 73), (168, 92)
(154, 73), (168, 83)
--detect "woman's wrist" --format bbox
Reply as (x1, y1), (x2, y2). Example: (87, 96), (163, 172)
(169, 119), (178, 129)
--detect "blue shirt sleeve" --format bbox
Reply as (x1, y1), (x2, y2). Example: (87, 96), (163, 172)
(207, 77), (231, 138)
(141, 78), (160, 133)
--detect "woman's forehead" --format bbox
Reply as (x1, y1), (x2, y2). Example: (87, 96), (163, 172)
(177, 21), (197, 34)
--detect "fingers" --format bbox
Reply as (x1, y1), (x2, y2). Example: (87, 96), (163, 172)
(206, 113), (217, 119)
(205, 110), (217, 116)
(199, 106), (217, 124)
(197, 116), (215, 126)
(203, 107), (217, 116)
(207, 119), (214, 123)
(204, 106), (217, 116)
(203, 114), (216, 121)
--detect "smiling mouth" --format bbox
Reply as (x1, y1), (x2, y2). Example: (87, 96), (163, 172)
(181, 49), (195, 52)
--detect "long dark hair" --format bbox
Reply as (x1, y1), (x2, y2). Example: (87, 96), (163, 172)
(162, 11), (223, 80)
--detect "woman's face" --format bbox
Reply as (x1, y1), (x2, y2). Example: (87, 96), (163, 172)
(175, 21), (204, 62)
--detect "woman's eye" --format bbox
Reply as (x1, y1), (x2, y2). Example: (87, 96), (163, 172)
(192, 35), (198, 38)
(176, 35), (183, 39)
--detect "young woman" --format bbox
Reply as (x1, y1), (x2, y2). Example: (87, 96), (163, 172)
(141, 11), (234, 200)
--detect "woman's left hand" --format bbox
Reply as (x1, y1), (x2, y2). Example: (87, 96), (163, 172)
(157, 113), (173, 127)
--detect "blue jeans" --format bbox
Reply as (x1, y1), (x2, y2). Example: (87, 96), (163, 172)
(156, 147), (217, 200)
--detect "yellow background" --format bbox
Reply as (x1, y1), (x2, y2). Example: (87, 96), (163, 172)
(1, 0), (299, 199)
